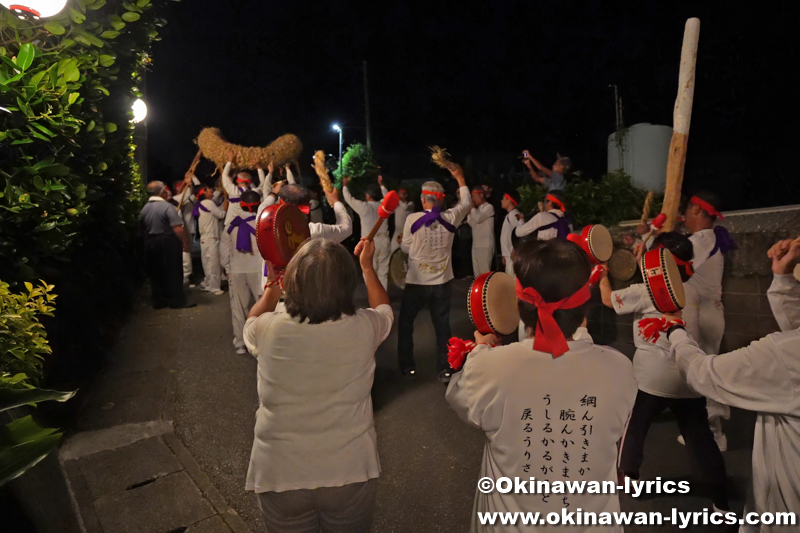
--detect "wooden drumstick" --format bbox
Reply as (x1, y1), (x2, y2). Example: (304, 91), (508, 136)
(661, 18), (700, 232)
(178, 149), (203, 211)
(365, 191), (400, 241)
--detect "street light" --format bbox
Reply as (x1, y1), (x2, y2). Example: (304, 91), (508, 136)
(332, 124), (343, 179)
(132, 98), (147, 123)
(0, 0), (68, 19)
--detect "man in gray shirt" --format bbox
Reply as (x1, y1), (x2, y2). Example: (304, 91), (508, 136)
(139, 181), (194, 309)
(521, 150), (571, 191)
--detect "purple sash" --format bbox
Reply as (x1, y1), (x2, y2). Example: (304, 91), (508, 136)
(410, 206), (456, 234)
(537, 213), (571, 239)
(227, 215), (256, 253)
(229, 186), (248, 204)
(192, 202), (210, 218)
(710, 226), (737, 257)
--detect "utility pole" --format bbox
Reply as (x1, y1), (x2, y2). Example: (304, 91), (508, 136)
(363, 60), (372, 151)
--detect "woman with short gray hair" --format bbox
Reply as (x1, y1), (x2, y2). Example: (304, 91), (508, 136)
(243, 238), (392, 532)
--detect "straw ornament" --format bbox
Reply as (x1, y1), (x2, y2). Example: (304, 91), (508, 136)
(430, 145), (456, 171)
(312, 150), (334, 193)
(640, 191), (654, 225)
(196, 128), (303, 169)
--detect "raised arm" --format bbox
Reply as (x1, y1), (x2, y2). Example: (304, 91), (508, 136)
(598, 270), (613, 308)
(358, 240), (390, 309)
(255, 162), (266, 193)
(221, 151), (239, 197)
(342, 177), (367, 216)
(206, 200), (226, 220)
(767, 239), (800, 331)
(311, 188), (352, 243)
(286, 165), (297, 185)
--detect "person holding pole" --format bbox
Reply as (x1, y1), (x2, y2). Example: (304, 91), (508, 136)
(343, 177), (391, 290)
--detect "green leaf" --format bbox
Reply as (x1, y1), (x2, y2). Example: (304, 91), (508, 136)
(11, 139), (33, 145)
(32, 176), (44, 190)
(100, 31), (120, 40)
(121, 12), (141, 22)
(0, 427), (62, 486)
(99, 55), (115, 67)
(16, 44), (35, 72)
(43, 22), (66, 35)
(31, 123), (56, 137)
(68, 92), (79, 105)
(111, 20), (126, 31)
(86, 120), (95, 132)
(29, 70), (47, 87)
(136, 0), (151, 6)
(69, 8), (86, 24)
(87, 0), (107, 9)
(105, 123), (117, 133)
(28, 131), (50, 142)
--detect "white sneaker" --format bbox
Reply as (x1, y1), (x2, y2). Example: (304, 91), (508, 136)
(235, 346), (247, 355)
(677, 435), (685, 445)
(212, 290), (224, 296)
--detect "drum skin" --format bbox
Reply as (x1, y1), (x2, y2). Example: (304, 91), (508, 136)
(468, 272), (520, 335)
(389, 249), (409, 290)
(566, 225), (613, 264)
(255, 203), (311, 268)
(608, 249), (637, 281)
(641, 248), (686, 313)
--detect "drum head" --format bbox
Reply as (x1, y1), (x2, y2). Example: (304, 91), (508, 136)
(587, 225), (613, 263)
(662, 251), (686, 309)
(389, 249), (409, 290)
(256, 204), (310, 268)
(484, 272), (520, 335)
(608, 249), (637, 281)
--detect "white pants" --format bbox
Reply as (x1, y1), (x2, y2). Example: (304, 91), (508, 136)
(230, 272), (263, 348)
(220, 225), (232, 275)
(370, 235), (391, 290)
(182, 251), (192, 283)
(504, 256), (514, 277)
(472, 246), (494, 277)
(200, 238), (221, 291)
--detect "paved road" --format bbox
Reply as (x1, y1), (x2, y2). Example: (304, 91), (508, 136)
(171, 278), (755, 532)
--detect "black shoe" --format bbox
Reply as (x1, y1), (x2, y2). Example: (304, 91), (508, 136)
(438, 369), (452, 383)
(170, 302), (197, 309)
(401, 367), (417, 378)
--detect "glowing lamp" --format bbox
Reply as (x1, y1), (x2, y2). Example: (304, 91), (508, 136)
(332, 124), (341, 132)
(132, 98), (147, 123)
(0, 0), (68, 19)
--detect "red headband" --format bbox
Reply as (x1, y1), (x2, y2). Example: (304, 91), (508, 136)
(196, 187), (207, 198)
(236, 175), (252, 184)
(690, 196), (724, 220)
(515, 278), (591, 357)
(546, 194), (566, 212)
(241, 201), (260, 213)
(399, 188), (407, 193)
(422, 189), (445, 200)
(503, 193), (518, 207)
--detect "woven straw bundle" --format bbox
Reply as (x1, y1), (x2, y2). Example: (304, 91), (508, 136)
(196, 128), (303, 169)
(313, 150), (334, 192)
(430, 145), (455, 170)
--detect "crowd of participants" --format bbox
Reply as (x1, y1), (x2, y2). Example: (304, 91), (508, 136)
(137, 148), (799, 532)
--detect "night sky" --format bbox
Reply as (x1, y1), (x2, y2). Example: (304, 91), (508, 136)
(146, 0), (800, 211)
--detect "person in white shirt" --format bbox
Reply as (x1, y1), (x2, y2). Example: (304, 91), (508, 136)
(514, 191), (572, 243)
(220, 150), (266, 278)
(398, 165), (470, 381)
(173, 174), (199, 285)
(193, 186), (227, 295)
(467, 187), (496, 276)
(378, 177), (415, 254)
(599, 232), (730, 513)
(343, 178), (391, 290)
(664, 238), (800, 533)
(680, 192), (736, 451)
(499, 190), (523, 277)
(447, 238), (637, 532)
(244, 238), (392, 531)
(228, 189), (263, 355)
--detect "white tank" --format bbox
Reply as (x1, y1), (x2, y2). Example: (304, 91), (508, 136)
(607, 123), (672, 192)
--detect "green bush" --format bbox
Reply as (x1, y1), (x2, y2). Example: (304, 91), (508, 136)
(332, 143), (380, 198)
(0, 0), (178, 283)
(518, 171), (663, 229)
(0, 280), (56, 389)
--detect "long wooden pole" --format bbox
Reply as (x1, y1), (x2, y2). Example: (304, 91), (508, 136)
(661, 18), (700, 232)
(177, 149), (203, 211)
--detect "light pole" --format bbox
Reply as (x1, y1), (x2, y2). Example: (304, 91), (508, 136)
(332, 124), (343, 179)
